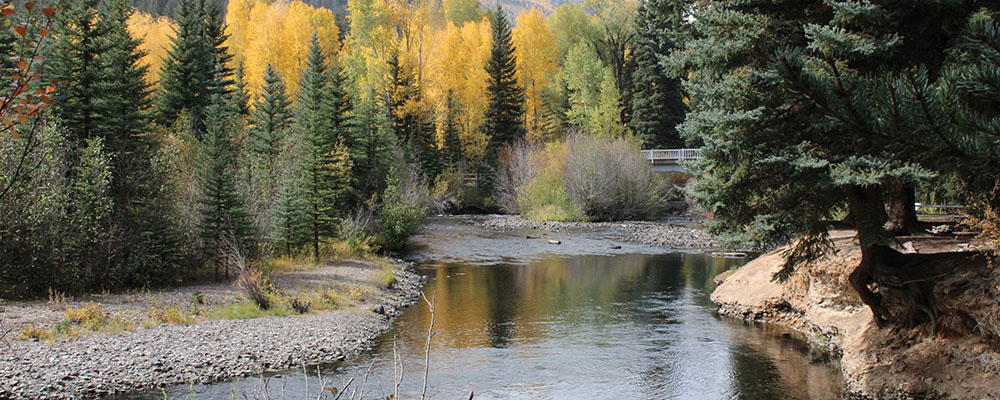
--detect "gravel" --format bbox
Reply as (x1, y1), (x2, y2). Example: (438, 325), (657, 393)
(476, 215), (718, 250)
(0, 261), (425, 399)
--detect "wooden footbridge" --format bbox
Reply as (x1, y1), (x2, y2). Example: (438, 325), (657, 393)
(641, 149), (702, 172)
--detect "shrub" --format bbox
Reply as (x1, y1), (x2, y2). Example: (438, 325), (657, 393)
(192, 290), (205, 305)
(379, 262), (396, 288)
(149, 306), (190, 324)
(495, 140), (538, 214)
(20, 325), (55, 341)
(376, 165), (428, 251)
(65, 302), (108, 330)
(236, 269), (272, 310)
(563, 134), (666, 221)
(290, 297), (311, 314)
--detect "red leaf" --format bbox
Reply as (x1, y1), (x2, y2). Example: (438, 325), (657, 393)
(1, 9), (14, 16)
(16, 60), (26, 70)
(42, 7), (54, 19)
(39, 28), (48, 37)
(14, 25), (25, 37)
(23, 2), (33, 11)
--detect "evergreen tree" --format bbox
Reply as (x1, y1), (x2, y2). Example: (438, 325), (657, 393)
(248, 63), (294, 159)
(351, 92), (394, 200)
(270, 179), (307, 257)
(674, 0), (998, 328)
(47, 0), (111, 153)
(155, 0), (231, 135)
(98, 0), (180, 285)
(442, 91), (464, 170)
(46, 0), (179, 286)
(630, 0), (687, 148)
(198, 97), (254, 274)
(230, 61), (251, 119)
(296, 35), (353, 258)
(483, 5), (525, 161)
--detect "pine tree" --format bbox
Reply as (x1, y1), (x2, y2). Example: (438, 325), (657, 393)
(97, 0), (180, 285)
(198, 97), (255, 274)
(351, 92), (394, 200)
(230, 61), (251, 119)
(270, 179), (307, 257)
(675, 0), (998, 328)
(296, 35), (353, 258)
(47, 0), (111, 153)
(46, 0), (179, 285)
(248, 63), (294, 159)
(155, 0), (231, 135)
(630, 0), (687, 148)
(442, 91), (464, 170)
(483, 5), (525, 161)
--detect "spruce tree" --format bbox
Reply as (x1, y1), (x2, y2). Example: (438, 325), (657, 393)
(296, 35), (353, 258)
(630, 0), (687, 148)
(155, 0), (231, 135)
(270, 179), (307, 257)
(351, 92), (394, 200)
(674, 0), (998, 328)
(230, 61), (251, 119)
(483, 5), (525, 161)
(199, 96), (254, 273)
(248, 63), (294, 160)
(46, 0), (179, 286)
(97, 0), (180, 285)
(442, 91), (464, 170)
(47, 0), (111, 153)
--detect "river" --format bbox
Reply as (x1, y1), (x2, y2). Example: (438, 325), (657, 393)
(151, 216), (843, 399)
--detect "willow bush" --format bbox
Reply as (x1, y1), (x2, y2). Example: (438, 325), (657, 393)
(498, 134), (668, 222)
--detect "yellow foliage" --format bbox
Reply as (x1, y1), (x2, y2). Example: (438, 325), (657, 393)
(424, 20), (491, 160)
(513, 7), (560, 140)
(126, 11), (176, 87)
(227, 0), (340, 97)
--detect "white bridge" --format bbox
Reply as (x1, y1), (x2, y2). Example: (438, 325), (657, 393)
(641, 149), (702, 172)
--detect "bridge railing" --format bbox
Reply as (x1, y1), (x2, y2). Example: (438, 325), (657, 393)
(641, 148), (702, 163)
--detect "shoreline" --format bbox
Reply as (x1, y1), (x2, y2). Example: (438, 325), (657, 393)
(0, 259), (425, 399)
(711, 231), (1000, 399)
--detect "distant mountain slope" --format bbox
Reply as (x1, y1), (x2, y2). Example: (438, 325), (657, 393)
(132, 0), (565, 19)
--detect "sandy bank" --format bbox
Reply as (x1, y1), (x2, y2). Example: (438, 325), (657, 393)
(711, 231), (1000, 399)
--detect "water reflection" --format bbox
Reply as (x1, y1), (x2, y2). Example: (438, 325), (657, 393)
(146, 250), (842, 400)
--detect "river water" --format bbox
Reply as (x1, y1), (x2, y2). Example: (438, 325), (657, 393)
(152, 217), (843, 399)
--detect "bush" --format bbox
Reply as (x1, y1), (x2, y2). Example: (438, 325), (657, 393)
(496, 133), (666, 222)
(563, 134), (665, 221)
(376, 165), (428, 251)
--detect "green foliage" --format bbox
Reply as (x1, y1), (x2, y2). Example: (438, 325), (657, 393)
(484, 5), (526, 167)
(198, 100), (255, 263)
(154, 0), (232, 135)
(376, 167), (428, 251)
(296, 36), (355, 258)
(248, 63), (294, 159)
(672, 1), (1000, 272)
(630, 0), (687, 148)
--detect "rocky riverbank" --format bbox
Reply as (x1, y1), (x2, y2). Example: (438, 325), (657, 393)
(0, 259), (425, 399)
(711, 230), (1000, 399)
(476, 215), (718, 250)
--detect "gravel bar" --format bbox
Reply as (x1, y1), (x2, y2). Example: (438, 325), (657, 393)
(476, 215), (717, 250)
(0, 262), (424, 399)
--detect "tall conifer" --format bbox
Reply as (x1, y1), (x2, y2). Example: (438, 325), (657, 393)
(484, 5), (525, 159)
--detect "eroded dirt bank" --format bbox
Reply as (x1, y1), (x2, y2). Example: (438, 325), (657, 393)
(712, 231), (1000, 399)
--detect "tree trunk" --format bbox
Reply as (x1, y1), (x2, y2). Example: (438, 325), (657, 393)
(886, 179), (921, 235)
(844, 184), (894, 326)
